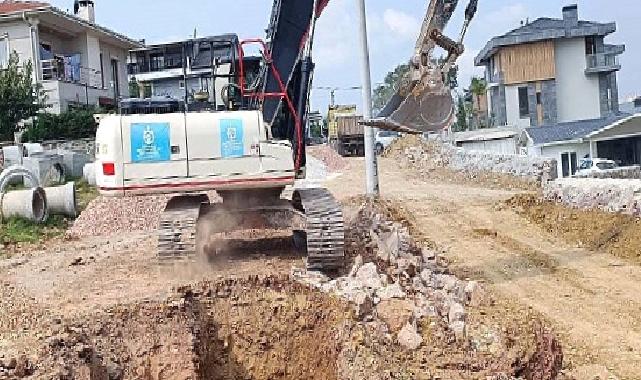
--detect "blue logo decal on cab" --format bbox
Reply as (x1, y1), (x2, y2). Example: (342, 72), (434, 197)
(220, 119), (244, 158)
(131, 122), (171, 163)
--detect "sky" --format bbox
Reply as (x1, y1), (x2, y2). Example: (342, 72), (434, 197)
(48, 0), (641, 114)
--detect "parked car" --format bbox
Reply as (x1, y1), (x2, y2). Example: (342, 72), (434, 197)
(577, 158), (618, 175)
(375, 130), (401, 155)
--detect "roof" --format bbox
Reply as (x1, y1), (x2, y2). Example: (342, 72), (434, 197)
(453, 126), (524, 143)
(475, 16), (616, 65)
(525, 114), (632, 146)
(0, 1), (48, 14)
(0, 1), (142, 49)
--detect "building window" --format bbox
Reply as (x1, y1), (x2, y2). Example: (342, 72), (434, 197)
(561, 152), (578, 178)
(518, 86), (529, 118)
(585, 36), (597, 55)
(536, 92), (542, 105)
(99, 52), (105, 89)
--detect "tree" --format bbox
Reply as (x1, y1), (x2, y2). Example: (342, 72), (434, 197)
(453, 94), (469, 132)
(469, 77), (488, 129)
(372, 63), (410, 115)
(0, 53), (45, 141)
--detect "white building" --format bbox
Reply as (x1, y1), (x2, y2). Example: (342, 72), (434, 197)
(522, 114), (641, 177)
(475, 4), (624, 128)
(0, 0), (143, 113)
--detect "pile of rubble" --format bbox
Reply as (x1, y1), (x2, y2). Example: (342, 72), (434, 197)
(393, 136), (557, 185)
(307, 145), (348, 173)
(295, 197), (486, 348)
(544, 178), (641, 216)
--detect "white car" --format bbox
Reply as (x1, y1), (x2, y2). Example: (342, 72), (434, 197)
(577, 158), (618, 175)
(375, 130), (401, 155)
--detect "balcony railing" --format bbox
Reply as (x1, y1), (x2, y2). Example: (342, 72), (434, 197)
(585, 53), (621, 74)
(41, 59), (103, 89)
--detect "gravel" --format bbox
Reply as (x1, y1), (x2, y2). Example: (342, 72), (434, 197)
(67, 194), (171, 238)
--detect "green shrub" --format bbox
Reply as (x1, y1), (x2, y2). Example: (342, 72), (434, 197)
(23, 108), (98, 142)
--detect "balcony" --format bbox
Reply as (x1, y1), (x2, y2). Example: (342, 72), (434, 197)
(41, 58), (103, 88)
(585, 53), (621, 75)
(486, 71), (504, 87)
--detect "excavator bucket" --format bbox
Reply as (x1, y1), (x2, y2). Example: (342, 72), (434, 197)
(363, 86), (455, 134)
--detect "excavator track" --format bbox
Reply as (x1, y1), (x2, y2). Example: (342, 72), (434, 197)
(157, 194), (209, 262)
(293, 188), (345, 272)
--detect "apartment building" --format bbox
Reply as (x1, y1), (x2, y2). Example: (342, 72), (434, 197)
(475, 4), (625, 128)
(127, 35), (243, 110)
(0, 0), (142, 113)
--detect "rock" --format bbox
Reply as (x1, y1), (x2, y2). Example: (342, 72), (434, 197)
(356, 263), (383, 290)
(348, 255), (364, 278)
(376, 283), (406, 300)
(420, 269), (433, 287)
(395, 255), (420, 277)
(422, 248), (436, 262)
(377, 229), (401, 262)
(352, 292), (374, 321)
(448, 302), (466, 324)
(414, 298), (438, 320)
(435, 274), (459, 292)
(397, 323), (423, 350)
(464, 281), (487, 307)
(449, 320), (466, 340)
(377, 299), (414, 333)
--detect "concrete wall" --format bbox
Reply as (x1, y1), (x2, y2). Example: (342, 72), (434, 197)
(539, 142), (591, 178)
(459, 138), (518, 155)
(505, 85), (531, 127)
(574, 166), (641, 179)
(0, 21), (33, 65)
(405, 141), (558, 184)
(555, 38), (601, 123)
(544, 178), (641, 216)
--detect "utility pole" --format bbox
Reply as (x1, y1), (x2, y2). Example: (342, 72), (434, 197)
(356, 0), (379, 196)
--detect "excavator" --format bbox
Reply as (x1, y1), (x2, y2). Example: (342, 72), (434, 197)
(93, 0), (477, 272)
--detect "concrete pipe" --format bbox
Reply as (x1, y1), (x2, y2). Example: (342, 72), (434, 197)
(0, 187), (48, 223)
(0, 165), (40, 194)
(44, 182), (77, 217)
(83, 162), (96, 186)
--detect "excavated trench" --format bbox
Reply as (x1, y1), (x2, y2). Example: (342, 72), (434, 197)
(35, 277), (351, 380)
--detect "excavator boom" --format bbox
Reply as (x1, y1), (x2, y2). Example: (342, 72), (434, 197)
(365, 0), (478, 134)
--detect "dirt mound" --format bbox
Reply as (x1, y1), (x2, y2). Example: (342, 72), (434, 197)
(507, 194), (641, 263)
(307, 145), (348, 172)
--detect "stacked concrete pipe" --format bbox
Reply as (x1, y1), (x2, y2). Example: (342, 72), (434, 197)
(0, 165), (47, 223)
(44, 182), (77, 217)
(0, 187), (48, 223)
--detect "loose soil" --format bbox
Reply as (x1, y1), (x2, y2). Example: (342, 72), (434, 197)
(325, 156), (641, 379)
(506, 194), (641, 264)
